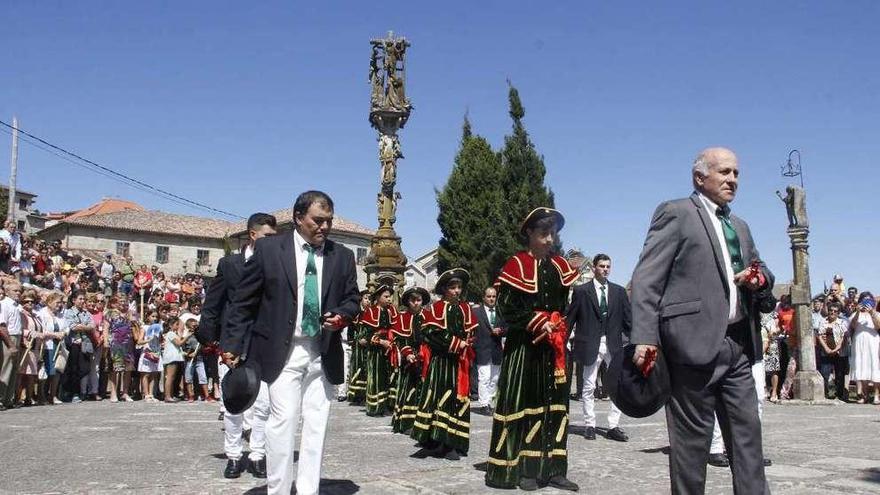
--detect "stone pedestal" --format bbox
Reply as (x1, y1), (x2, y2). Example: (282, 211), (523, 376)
(787, 225), (826, 401)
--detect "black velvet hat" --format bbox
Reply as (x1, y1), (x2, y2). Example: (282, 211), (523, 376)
(434, 268), (470, 295)
(519, 207), (565, 235)
(402, 286), (431, 307)
(370, 284), (393, 303)
(606, 344), (671, 418)
(221, 360), (262, 415)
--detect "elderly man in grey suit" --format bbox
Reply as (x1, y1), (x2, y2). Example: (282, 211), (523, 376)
(630, 147), (773, 494)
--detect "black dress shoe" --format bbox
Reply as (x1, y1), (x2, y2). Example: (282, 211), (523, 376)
(606, 427), (629, 442)
(708, 453), (730, 467)
(583, 426), (596, 440)
(569, 394), (582, 401)
(763, 458), (773, 467)
(444, 449), (461, 461)
(472, 406), (492, 416)
(224, 459), (244, 479)
(547, 475), (579, 491)
(247, 457), (267, 478)
(518, 477), (539, 491)
(411, 447), (435, 459)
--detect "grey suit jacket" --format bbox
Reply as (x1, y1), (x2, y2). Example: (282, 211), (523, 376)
(630, 192), (774, 366)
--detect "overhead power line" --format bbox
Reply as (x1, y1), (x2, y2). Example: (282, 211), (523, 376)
(0, 120), (245, 220)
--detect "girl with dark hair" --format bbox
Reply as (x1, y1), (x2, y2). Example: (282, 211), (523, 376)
(362, 285), (397, 416)
(411, 269), (478, 461)
(346, 291), (371, 405)
(391, 287), (429, 434)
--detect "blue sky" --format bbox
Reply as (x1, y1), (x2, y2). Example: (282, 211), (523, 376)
(2, 2), (879, 294)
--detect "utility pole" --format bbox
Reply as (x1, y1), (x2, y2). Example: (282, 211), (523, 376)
(7, 115), (19, 224)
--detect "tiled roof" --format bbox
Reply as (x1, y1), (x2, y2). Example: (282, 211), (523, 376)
(63, 198), (145, 221)
(229, 208), (376, 238)
(48, 210), (237, 239)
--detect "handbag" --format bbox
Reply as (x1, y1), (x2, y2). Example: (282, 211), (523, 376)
(143, 349), (160, 363)
(54, 340), (69, 374)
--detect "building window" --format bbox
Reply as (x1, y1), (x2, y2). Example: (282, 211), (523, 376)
(156, 246), (169, 264)
(116, 242), (130, 257)
(356, 247), (368, 265)
(196, 249), (210, 266)
(16, 220), (25, 231)
(18, 199), (27, 210)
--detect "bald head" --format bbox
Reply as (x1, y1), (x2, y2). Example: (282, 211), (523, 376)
(692, 147), (739, 206)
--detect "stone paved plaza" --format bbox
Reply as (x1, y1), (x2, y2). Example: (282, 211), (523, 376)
(2, 398), (879, 494)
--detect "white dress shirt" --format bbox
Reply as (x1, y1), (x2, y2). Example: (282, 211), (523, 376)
(0, 297), (22, 336)
(292, 230), (324, 338)
(698, 193), (742, 323)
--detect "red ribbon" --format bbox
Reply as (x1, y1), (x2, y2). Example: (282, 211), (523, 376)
(457, 345), (474, 400)
(548, 312), (567, 383)
(419, 343), (432, 380)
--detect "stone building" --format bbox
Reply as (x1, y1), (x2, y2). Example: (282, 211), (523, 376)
(37, 210), (235, 277)
(1, 185), (47, 234)
(404, 248), (439, 291)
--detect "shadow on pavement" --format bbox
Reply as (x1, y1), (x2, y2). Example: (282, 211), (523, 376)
(243, 479), (359, 494)
(858, 467), (880, 484)
(640, 446), (670, 455)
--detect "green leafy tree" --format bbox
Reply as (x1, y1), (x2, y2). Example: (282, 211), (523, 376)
(437, 115), (507, 300)
(498, 82), (557, 256)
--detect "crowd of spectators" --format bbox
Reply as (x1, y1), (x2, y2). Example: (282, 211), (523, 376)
(0, 222), (217, 410)
(762, 274), (880, 404)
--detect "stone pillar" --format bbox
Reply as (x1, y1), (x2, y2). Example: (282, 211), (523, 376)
(787, 226), (825, 400)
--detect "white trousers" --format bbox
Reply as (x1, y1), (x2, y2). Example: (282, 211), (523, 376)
(219, 360), (270, 461)
(476, 363), (500, 408)
(711, 361), (766, 454)
(582, 337), (622, 428)
(336, 340), (351, 398)
(267, 338), (333, 495)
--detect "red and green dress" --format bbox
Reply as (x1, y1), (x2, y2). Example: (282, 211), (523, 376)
(411, 300), (478, 453)
(362, 304), (399, 416)
(485, 251), (579, 488)
(391, 308), (426, 434)
(347, 312), (368, 404)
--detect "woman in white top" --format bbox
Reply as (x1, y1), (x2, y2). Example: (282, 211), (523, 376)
(848, 292), (880, 404)
(37, 291), (68, 405)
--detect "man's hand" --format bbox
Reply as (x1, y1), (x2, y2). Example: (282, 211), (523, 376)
(358, 338), (368, 346)
(221, 352), (240, 368)
(632, 344), (658, 369)
(321, 312), (344, 331)
(491, 327), (503, 336)
(734, 269), (762, 291)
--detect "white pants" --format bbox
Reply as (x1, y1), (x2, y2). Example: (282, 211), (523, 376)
(267, 338), (333, 495)
(582, 337), (622, 428)
(336, 340), (351, 398)
(711, 360), (766, 454)
(219, 361), (270, 461)
(476, 363), (500, 408)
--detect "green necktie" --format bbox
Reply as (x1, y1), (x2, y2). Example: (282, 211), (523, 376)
(716, 206), (745, 273)
(599, 285), (608, 319)
(302, 244), (320, 337)
(489, 307), (496, 327)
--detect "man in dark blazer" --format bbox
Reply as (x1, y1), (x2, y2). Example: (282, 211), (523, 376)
(567, 253), (632, 442)
(224, 191), (361, 495)
(197, 212), (276, 480)
(472, 286), (506, 416)
(630, 148), (774, 494)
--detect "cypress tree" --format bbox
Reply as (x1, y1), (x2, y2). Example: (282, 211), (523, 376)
(437, 115), (507, 300)
(498, 82), (557, 256)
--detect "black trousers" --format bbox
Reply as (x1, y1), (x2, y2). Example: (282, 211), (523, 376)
(666, 321), (768, 495)
(819, 354), (849, 399)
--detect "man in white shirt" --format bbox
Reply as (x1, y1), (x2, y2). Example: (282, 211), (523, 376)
(0, 221), (22, 263)
(0, 282), (23, 409)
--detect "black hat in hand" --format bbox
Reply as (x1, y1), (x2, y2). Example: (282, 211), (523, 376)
(221, 360), (262, 415)
(606, 344), (671, 418)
